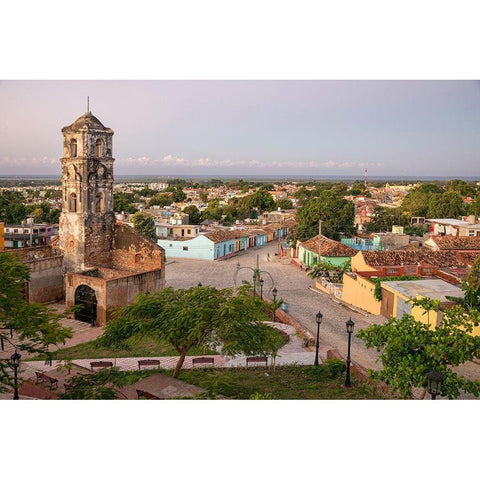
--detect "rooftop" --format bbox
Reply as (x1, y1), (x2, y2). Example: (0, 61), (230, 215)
(62, 111), (113, 133)
(300, 235), (357, 257)
(381, 279), (463, 303)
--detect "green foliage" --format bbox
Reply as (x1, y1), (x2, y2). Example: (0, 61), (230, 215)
(445, 281), (480, 310)
(0, 191), (27, 224)
(308, 259), (351, 283)
(445, 179), (476, 197)
(427, 191), (465, 218)
(365, 207), (408, 233)
(322, 358), (346, 378)
(467, 257), (480, 291)
(249, 392), (274, 399)
(100, 285), (285, 378)
(165, 185), (186, 203)
(131, 211), (157, 242)
(275, 198), (294, 210)
(114, 192), (138, 214)
(357, 309), (480, 399)
(0, 253), (73, 391)
(294, 190), (355, 241)
(182, 205), (202, 224)
(147, 193), (172, 208)
(370, 275), (419, 301)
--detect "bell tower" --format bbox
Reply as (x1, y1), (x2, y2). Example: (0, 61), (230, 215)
(58, 109), (115, 272)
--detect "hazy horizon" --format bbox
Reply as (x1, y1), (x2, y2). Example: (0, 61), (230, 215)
(1, 80), (479, 177)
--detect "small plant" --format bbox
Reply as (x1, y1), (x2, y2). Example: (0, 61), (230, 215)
(322, 358), (345, 378)
(249, 392), (273, 400)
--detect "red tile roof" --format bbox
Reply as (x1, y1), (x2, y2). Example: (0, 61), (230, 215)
(361, 250), (471, 268)
(428, 235), (480, 250)
(299, 235), (357, 257)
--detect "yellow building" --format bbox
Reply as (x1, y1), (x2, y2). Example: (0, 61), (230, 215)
(342, 272), (381, 315)
(0, 222), (4, 251)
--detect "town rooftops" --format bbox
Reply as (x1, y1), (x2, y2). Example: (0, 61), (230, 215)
(202, 230), (240, 243)
(360, 249), (474, 268)
(300, 235), (357, 257)
(424, 235), (480, 251)
(426, 218), (480, 227)
(381, 279), (463, 303)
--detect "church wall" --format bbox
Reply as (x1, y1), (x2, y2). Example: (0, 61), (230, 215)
(26, 256), (64, 304)
(65, 273), (108, 326)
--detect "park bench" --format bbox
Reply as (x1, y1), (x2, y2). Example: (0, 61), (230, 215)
(90, 361), (113, 371)
(246, 356), (268, 367)
(136, 389), (164, 400)
(192, 357), (214, 367)
(138, 359), (161, 370)
(35, 371), (59, 390)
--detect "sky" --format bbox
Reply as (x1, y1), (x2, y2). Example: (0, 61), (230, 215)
(0, 80), (479, 178)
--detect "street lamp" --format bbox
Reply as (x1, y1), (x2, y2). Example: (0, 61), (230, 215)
(272, 287), (278, 323)
(10, 351), (21, 400)
(426, 370), (443, 400)
(314, 311), (323, 366)
(344, 318), (355, 388)
(198, 282), (202, 287)
(260, 278), (264, 298)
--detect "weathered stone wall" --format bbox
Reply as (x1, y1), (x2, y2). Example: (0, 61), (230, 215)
(113, 223), (165, 275)
(84, 212), (115, 267)
(27, 255), (64, 303)
(105, 270), (164, 323)
(65, 273), (108, 326)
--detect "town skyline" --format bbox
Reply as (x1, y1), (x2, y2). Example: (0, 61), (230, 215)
(1, 80), (479, 177)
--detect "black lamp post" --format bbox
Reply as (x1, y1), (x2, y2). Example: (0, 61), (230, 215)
(260, 278), (264, 298)
(10, 351), (21, 400)
(252, 272), (256, 298)
(198, 282), (202, 287)
(344, 318), (355, 388)
(314, 311), (323, 366)
(426, 370), (443, 400)
(272, 287), (278, 322)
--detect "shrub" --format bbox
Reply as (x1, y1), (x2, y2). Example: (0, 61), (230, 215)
(322, 358), (346, 378)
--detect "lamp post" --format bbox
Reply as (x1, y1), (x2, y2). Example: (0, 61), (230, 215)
(10, 351), (21, 400)
(314, 311), (323, 366)
(198, 282), (202, 287)
(344, 318), (355, 388)
(272, 287), (278, 322)
(260, 278), (264, 298)
(252, 272), (256, 298)
(426, 370), (443, 400)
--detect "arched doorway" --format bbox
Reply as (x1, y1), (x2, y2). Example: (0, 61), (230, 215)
(74, 285), (97, 326)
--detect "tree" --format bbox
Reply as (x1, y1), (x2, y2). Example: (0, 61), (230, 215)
(401, 184), (443, 217)
(99, 286), (285, 378)
(467, 257), (480, 291)
(182, 205), (202, 225)
(114, 192), (138, 214)
(147, 193), (172, 208)
(427, 191), (465, 218)
(445, 179), (476, 197)
(366, 207), (407, 233)
(308, 259), (351, 283)
(0, 253), (73, 392)
(294, 191), (355, 241)
(0, 191), (27, 224)
(275, 198), (293, 210)
(357, 307), (480, 399)
(131, 211), (157, 242)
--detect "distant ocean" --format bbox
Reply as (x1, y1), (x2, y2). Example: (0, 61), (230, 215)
(1, 174), (479, 182)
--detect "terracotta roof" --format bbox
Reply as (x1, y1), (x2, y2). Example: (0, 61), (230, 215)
(361, 250), (467, 268)
(427, 235), (480, 251)
(203, 230), (239, 243)
(300, 235), (357, 257)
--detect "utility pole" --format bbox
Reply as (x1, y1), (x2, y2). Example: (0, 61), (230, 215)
(318, 219), (322, 263)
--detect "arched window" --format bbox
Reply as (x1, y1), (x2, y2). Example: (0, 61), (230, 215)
(70, 139), (77, 157)
(95, 193), (104, 213)
(95, 139), (104, 157)
(69, 193), (77, 212)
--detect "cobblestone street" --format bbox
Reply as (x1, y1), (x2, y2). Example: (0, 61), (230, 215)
(165, 243), (386, 371)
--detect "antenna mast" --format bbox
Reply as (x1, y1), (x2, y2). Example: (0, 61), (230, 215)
(364, 163), (368, 189)
(87, 96), (90, 113)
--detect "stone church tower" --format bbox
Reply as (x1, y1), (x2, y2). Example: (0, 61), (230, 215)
(58, 110), (116, 272)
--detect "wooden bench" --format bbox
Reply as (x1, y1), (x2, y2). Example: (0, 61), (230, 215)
(192, 357), (215, 367)
(138, 359), (161, 370)
(246, 356), (268, 367)
(90, 361), (113, 371)
(136, 389), (164, 400)
(35, 371), (59, 390)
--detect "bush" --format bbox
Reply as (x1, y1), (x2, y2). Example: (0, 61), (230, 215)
(322, 358), (345, 378)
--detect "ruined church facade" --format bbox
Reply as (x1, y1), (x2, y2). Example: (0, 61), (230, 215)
(17, 110), (165, 327)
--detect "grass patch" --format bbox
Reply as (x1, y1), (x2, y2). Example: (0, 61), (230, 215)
(39, 334), (216, 360)
(174, 365), (393, 399)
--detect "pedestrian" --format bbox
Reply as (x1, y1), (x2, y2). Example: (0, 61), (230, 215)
(267, 252), (270, 262)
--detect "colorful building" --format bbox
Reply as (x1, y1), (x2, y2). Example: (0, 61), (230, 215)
(297, 235), (356, 268)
